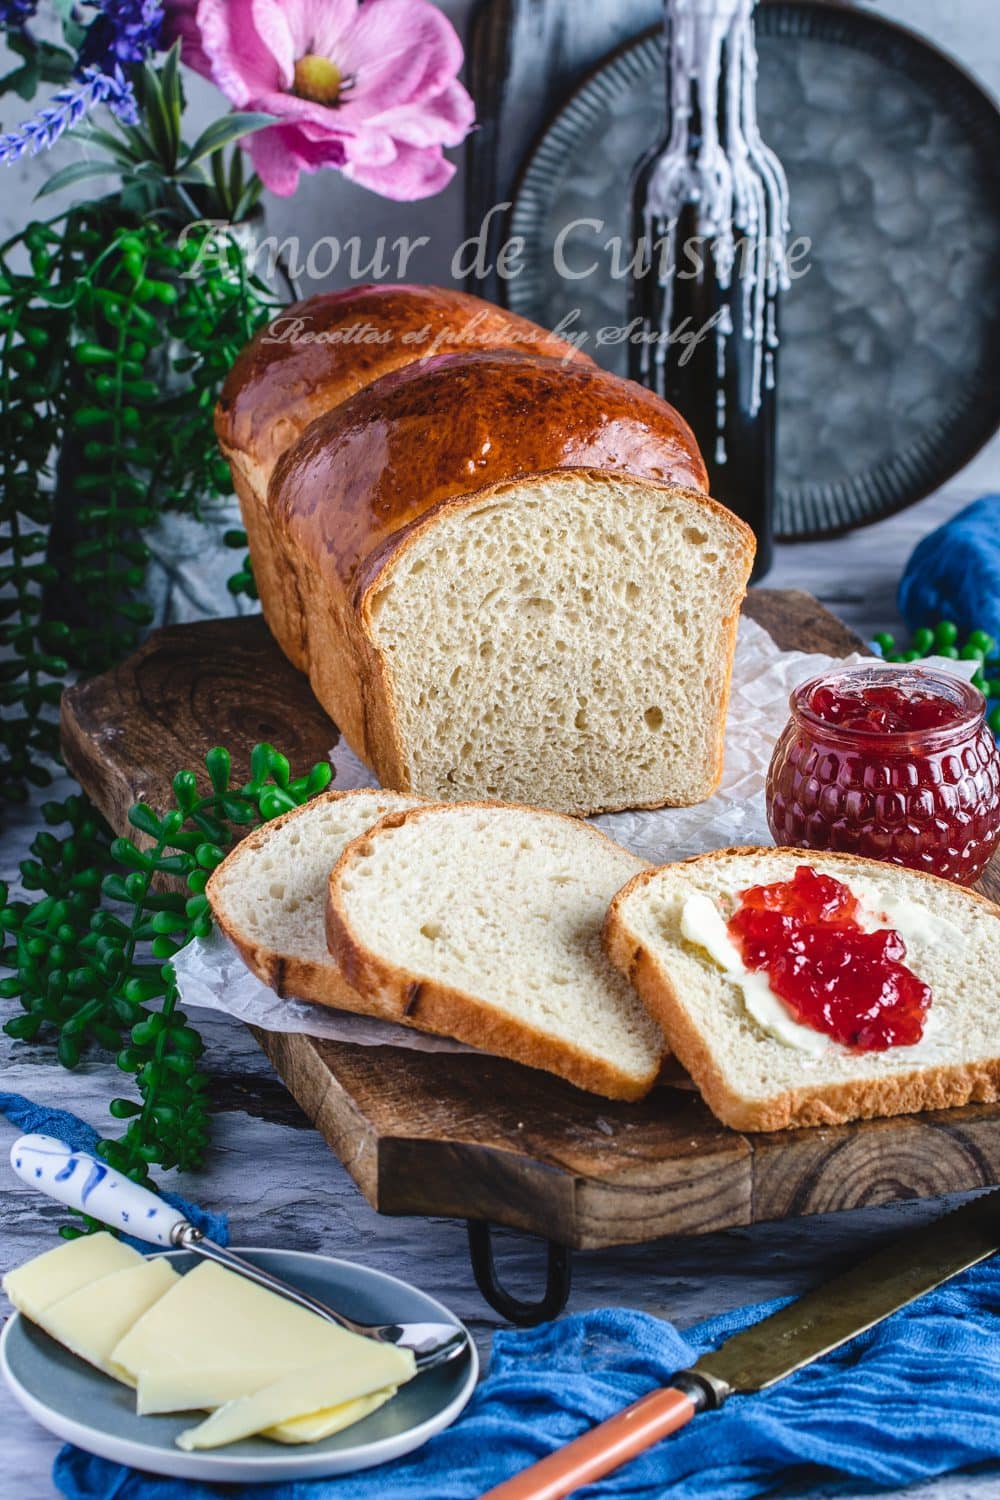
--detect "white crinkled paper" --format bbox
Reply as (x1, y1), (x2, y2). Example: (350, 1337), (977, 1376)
(173, 616), (974, 1049)
(174, 927), (477, 1053)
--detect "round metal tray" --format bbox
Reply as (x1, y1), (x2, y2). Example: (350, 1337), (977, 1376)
(505, 2), (1000, 539)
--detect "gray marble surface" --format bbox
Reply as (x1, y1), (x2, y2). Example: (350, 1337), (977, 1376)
(3, 448), (1000, 1497)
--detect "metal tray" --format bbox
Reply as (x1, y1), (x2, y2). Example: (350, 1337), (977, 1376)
(505, 2), (1000, 538)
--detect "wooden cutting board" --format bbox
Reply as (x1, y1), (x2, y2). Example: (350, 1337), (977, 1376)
(60, 590), (1000, 1253)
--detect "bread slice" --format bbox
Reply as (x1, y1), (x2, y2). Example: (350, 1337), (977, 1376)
(325, 803), (665, 1100)
(206, 789), (425, 1016)
(358, 471), (751, 814)
(604, 847), (1000, 1131)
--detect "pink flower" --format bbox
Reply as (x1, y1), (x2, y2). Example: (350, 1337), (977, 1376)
(163, 0), (475, 199)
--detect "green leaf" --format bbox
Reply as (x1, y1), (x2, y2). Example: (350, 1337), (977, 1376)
(73, 123), (139, 166)
(109, 1098), (142, 1119)
(36, 160), (117, 201)
(182, 113), (277, 169)
(204, 747), (231, 794)
(127, 805), (162, 840)
(259, 786), (296, 820)
(3, 63), (40, 103)
(159, 41), (183, 132)
(248, 743), (272, 788)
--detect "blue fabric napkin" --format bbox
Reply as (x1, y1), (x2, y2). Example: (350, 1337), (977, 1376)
(0, 1092), (229, 1246)
(7, 1093), (1000, 1497)
(898, 494), (1000, 642)
(48, 1246), (1000, 1500)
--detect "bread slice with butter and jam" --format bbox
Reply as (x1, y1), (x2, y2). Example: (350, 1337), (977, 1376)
(326, 801), (666, 1100)
(604, 846), (1000, 1132)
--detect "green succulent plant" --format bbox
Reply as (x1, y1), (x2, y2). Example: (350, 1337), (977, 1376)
(0, 48), (279, 808)
(1, 743), (333, 1205)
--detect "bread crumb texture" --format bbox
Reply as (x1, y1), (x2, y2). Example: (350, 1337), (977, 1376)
(208, 791), (421, 965)
(333, 803), (664, 1087)
(366, 474), (750, 814)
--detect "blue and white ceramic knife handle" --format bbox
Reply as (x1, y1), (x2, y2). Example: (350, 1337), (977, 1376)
(9, 1134), (189, 1247)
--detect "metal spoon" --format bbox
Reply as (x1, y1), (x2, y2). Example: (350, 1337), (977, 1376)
(9, 1134), (468, 1372)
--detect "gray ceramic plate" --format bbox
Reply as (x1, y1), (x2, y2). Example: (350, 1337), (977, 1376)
(1, 1247), (478, 1483)
(507, 1), (1000, 539)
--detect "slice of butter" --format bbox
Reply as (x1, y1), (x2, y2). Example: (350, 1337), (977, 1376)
(112, 1260), (409, 1402)
(33, 1258), (178, 1380)
(3, 1232), (143, 1323)
(266, 1388), (396, 1445)
(136, 1364), (303, 1416)
(176, 1348), (416, 1451)
(7, 1239), (413, 1448)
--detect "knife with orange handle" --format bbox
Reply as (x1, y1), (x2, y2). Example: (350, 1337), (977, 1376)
(481, 1190), (1000, 1500)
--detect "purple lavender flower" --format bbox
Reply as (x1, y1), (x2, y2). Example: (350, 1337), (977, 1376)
(77, 0), (164, 74)
(0, 64), (135, 162)
(0, 0), (162, 163)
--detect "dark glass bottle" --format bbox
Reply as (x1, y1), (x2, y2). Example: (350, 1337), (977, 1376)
(627, 0), (788, 581)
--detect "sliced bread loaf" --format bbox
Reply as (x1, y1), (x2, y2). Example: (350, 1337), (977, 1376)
(604, 846), (1000, 1131)
(325, 803), (665, 1099)
(206, 789), (424, 1015)
(267, 350), (743, 815)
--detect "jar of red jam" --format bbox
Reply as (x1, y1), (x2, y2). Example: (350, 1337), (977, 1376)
(766, 665), (1000, 885)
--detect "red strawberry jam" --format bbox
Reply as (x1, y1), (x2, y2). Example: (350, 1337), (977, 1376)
(727, 865), (931, 1050)
(807, 682), (959, 734)
(767, 666), (1000, 885)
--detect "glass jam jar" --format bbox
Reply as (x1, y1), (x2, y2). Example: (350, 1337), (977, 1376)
(766, 665), (1000, 885)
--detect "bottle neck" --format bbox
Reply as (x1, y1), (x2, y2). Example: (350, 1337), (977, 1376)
(664, 0), (749, 153)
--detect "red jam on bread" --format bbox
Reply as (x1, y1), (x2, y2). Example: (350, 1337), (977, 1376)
(767, 666), (1000, 885)
(728, 865), (931, 1050)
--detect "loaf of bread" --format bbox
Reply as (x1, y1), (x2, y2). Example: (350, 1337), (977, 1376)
(604, 847), (1000, 1131)
(217, 282), (754, 815)
(326, 802), (665, 1099)
(206, 788), (425, 1016)
(215, 284), (586, 670)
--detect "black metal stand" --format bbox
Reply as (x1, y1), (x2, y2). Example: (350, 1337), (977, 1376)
(466, 1220), (573, 1325)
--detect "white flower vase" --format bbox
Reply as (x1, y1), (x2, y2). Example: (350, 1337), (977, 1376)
(140, 496), (258, 629)
(139, 214), (269, 630)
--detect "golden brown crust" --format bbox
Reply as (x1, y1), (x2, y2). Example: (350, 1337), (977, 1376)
(604, 846), (1000, 1131)
(324, 801), (661, 1101)
(215, 285), (591, 674)
(215, 283), (590, 473)
(273, 351), (710, 605)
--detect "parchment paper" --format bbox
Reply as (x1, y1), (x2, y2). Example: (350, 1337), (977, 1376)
(173, 617), (974, 1051)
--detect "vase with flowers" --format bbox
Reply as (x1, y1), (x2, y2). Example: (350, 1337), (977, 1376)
(0, 0), (473, 1201)
(0, 0), (475, 809)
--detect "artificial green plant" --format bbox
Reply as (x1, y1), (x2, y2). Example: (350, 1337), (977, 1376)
(1, 744), (332, 1198)
(1, 48), (276, 810)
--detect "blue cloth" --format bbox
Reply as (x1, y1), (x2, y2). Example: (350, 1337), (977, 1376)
(898, 495), (1000, 641)
(49, 1252), (1000, 1500)
(0, 1092), (229, 1246)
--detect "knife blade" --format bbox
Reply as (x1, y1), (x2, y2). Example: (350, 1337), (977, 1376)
(481, 1190), (1000, 1500)
(692, 1186), (1000, 1395)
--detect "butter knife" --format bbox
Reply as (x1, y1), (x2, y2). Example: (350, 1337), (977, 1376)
(482, 1189), (1000, 1499)
(10, 1133), (468, 1372)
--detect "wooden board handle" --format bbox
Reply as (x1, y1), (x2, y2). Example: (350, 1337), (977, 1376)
(478, 1384), (699, 1500)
